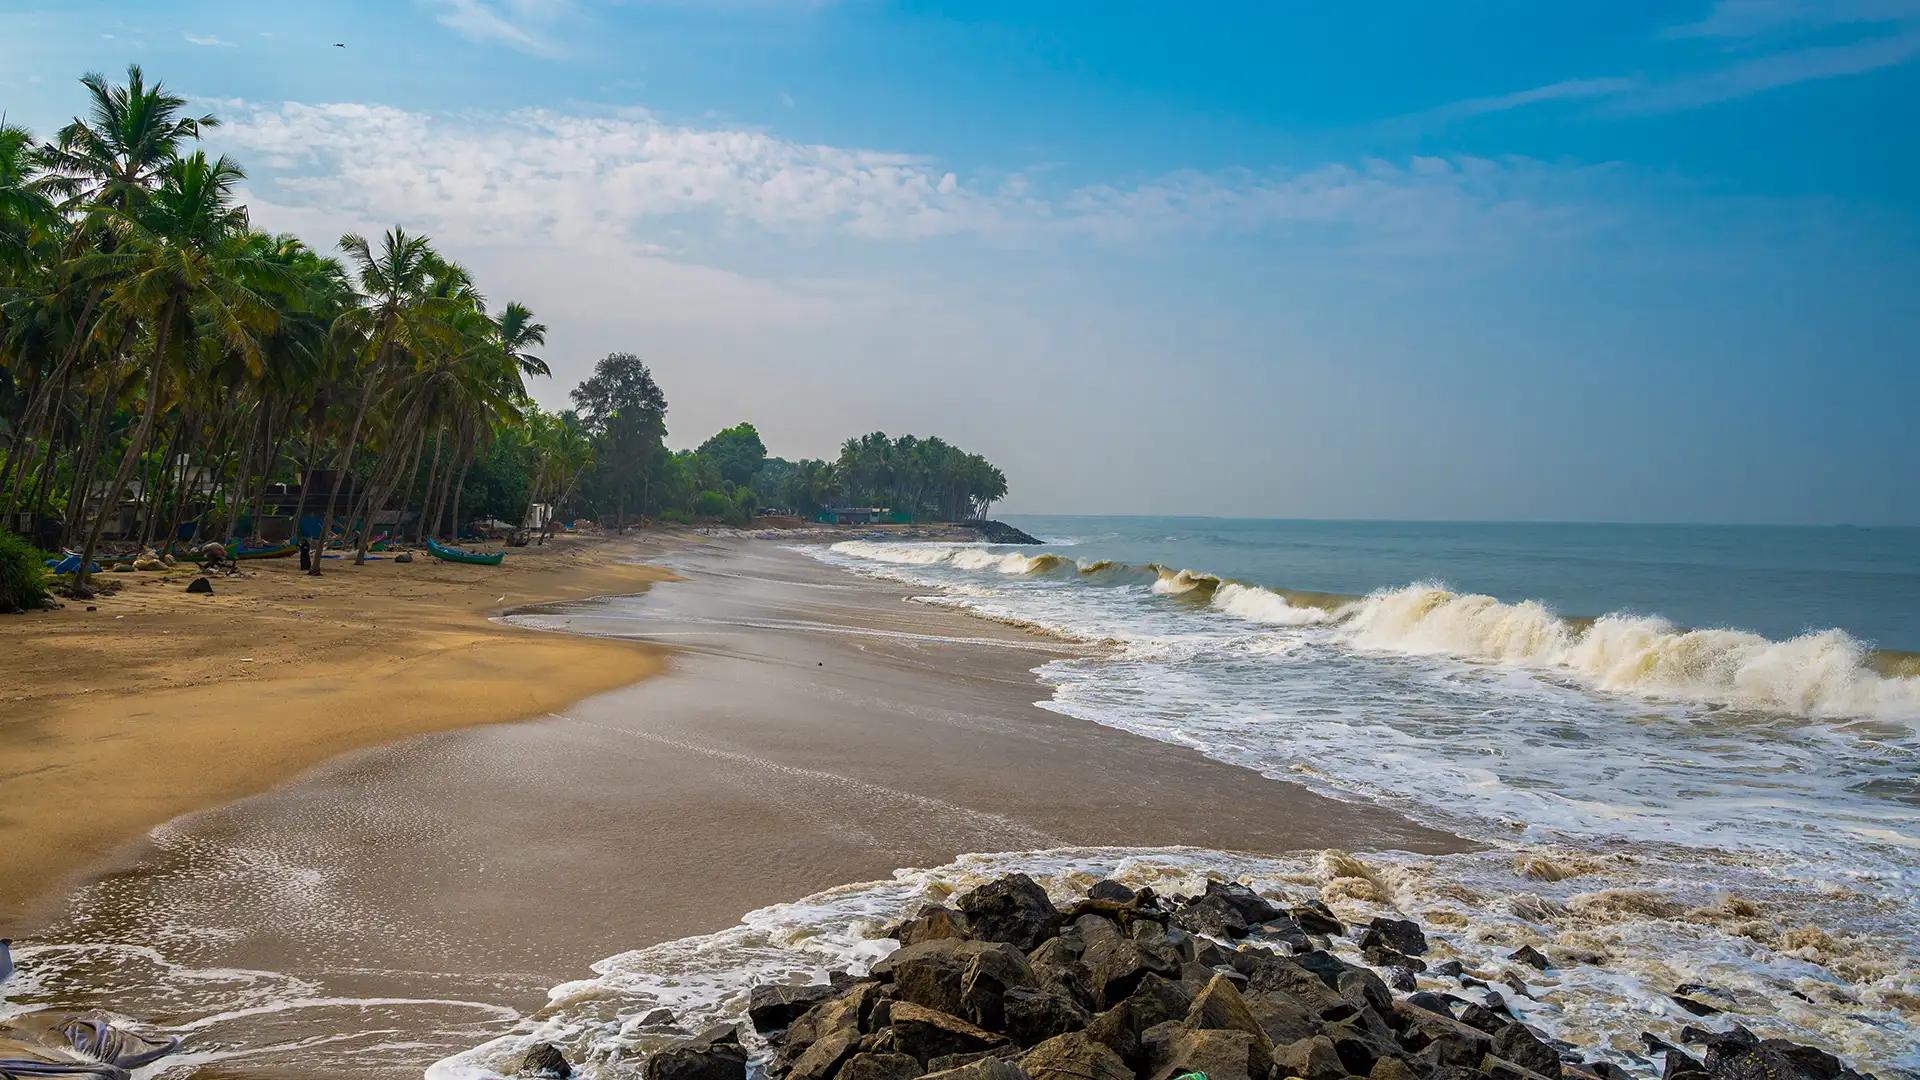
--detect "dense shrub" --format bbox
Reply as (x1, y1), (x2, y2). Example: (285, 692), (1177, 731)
(657, 509), (692, 525)
(0, 532), (51, 613)
(692, 490), (732, 520)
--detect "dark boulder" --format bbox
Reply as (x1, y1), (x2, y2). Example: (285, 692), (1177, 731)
(1079, 930), (1181, 1008)
(876, 940), (1033, 1020)
(1245, 917), (1312, 953)
(1406, 992), (1454, 1017)
(1201, 880), (1286, 924)
(1000, 987), (1089, 1048)
(1371, 1056), (1419, 1080)
(185, 576), (213, 594)
(1020, 1031), (1133, 1080)
(750, 983), (842, 1035)
(920, 1059), (1030, 1080)
(841, 1052), (926, 1080)
(783, 1027), (862, 1080)
(1184, 974), (1277, 1059)
(1087, 880), (1136, 903)
(1493, 1023), (1564, 1079)
(1359, 918), (1428, 957)
(887, 1002), (1007, 1063)
(644, 1028), (748, 1080)
(1509, 946), (1551, 972)
(956, 876), (1062, 951)
(968, 521), (1043, 545)
(1428, 960), (1465, 978)
(891, 906), (971, 946)
(1272, 1035), (1347, 1080)
(1291, 902), (1344, 937)
(518, 1042), (572, 1078)
(1384, 966), (1418, 992)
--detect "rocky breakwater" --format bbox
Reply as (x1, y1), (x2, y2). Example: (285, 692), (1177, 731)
(512, 874), (1886, 1080)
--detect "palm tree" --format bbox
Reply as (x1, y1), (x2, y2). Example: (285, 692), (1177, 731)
(40, 65), (217, 215)
(67, 151), (281, 590)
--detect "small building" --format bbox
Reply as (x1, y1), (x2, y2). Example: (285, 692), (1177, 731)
(819, 506), (889, 525)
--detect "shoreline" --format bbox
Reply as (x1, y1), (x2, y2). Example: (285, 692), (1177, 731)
(2, 537), (1469, 1078)
(0, 531), (680, 930)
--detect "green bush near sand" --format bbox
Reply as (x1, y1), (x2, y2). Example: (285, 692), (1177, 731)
(0, 532), (52, 613)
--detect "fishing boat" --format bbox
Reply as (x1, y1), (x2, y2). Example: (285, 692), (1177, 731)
(425, 537), (505, 566)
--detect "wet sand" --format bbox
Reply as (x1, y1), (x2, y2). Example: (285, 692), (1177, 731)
(0, 532), (673, 928)
(4, 539), (1466, 1077)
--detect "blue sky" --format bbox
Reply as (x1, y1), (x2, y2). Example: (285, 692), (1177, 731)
(5, 1), (1917, 523)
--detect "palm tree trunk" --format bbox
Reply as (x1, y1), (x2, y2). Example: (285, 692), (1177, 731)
(288, 420), (318, 544)
(356, 426), (424, 565)
(76, 315), (173, 592)
(311, 379), (378, 575)
(415, 432), (444, 544)
(446, 449), (472, 541)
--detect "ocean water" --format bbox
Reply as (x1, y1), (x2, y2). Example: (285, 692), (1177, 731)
(763, 519), (1920, 1076)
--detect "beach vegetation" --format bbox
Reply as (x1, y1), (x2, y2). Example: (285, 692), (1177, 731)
(0, 531), (50, 612)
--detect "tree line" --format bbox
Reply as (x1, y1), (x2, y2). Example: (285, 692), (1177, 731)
(0, 67), (1010, 596)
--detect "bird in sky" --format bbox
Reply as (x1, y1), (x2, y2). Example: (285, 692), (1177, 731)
(333, 42), (346, 48)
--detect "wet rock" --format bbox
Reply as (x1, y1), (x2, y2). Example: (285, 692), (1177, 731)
(640, 1008), (681, 1028)
(1363, 945), (1427, 974)
(1320, 1016), (1401, 1076)
(887, 1002), (1007, 1063)
(1230, 951), (1347, 1024)
(1000, 987), (1089, 1047)
(876, 940), (1032, 1020)
(1493, 1023), (1564, 1079)
(961, 946), (1041, 1029)
(1272, 1034), (1346, 1080)
(841, 1052), (926, 1080)
(1384, 966), (1418, 992)
(1428, 960), (1465, 979)
(751, 983), (842, 1035)
(1358, 918), (1428, 957)
(1509, 946), (1551, 972)
(1080, 928), (1181, 1007)
(1405, 992), (1454, 1017)
(1684, 1026), (1871, 1080)
(891, 906), (971, 946)
(1336, 968), (1395, 1018)
(1082, 1005), (1142, 1065)
(1118, 974), (1194, 1033)
(1020, 1031), (1133, 1080)
(645, 1028), (749, 1080)
(518, 1042), (572, 1078)
(1670, 984), (1735, 1017)
(785, 1027), (862, 1080)
(1400, 1008), (1491, 1071)
(1370, 1055), (1419, 1080)
(1290, 902), (1343, 937)
(1175, 896), (1250, 939)
(1087, 880), (1136, 903)
(956, 875), (1062, 952)
(1244, 917), (1312, 953)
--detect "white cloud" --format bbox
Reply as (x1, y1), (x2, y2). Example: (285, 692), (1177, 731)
(1414, 77), (1644, 121)
(1669, 0), (1920, 38)
(1621, 24), (1920, 108)
(184, 32), (237, 47)
(426, 0), (570, 57)
(210, 99), (1601, 256)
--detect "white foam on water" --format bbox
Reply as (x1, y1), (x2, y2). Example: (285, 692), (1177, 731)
(428, 846), (1920, 1079)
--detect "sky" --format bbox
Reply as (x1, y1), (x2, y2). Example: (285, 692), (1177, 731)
(3, 0), (1917, 523)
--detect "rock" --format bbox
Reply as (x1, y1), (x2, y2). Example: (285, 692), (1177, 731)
(1406, 992), (1454, 1017)
(1082, 1004), (1142, 1065)
(1336, 968), (1394, 1018)
(1398, 1008), (1491, 1070)
(1358, 918), (1428, 957)
(1088, 880), (1136, 903)
(920, 1058), (1031, 1080)
(1147, 1028), (1270, 1080)
(1384, 966), (1418, 992)
(1670, 984), (1733, 1017)
(777, 984), (883, 1072)
(967, 520), (1043, 545)
(1245, 917), (1311, 953)
(1079, 930), (1181, 1008)
(887, 1002), (1007, 1063)
(751, 983), (842, 1034)
(877, 940), (1033, 1020)
(841, 1052), (926, 1080)
(1202, 880), (1286, 924)
(1020, 1031), (1133, 1080)
(1229, 950), (1347, 1022)
(1290, 902), (1344, 937)
(1493, 1023), (1563, 1079)
(1184, 974), (1276, 1058)
(645, 1030), (749, 1080)
(961, 944), (1040, 1029)
(393, 551), (414, 563)
(639, 1008), (680, 1028)
(185, 577), (213, 594)
(1320, 1016), (1401, 1076)
(1120, 974), (1195, 1033)
(1371, 1056), (1419, 1080)
(999, 987), (1089, 1047)
(891, 906), (971, 946)
(1429, 960), (1465, 978)
(518, 1042), (572, 1078)
(1175, 894), (1250, 939)
(1272, 1035), (1345, 1080)
(924, 1048), (1022, 1074)
(1684, 1027), (1870, 1080)
(1363, 945), (1426, 973)
(785, 1027), (862, 1080)
(955, 875), (1062, 951)
(1509, 946), (1551, 971)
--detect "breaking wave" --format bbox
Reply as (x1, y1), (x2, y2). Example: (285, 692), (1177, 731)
(822, 542), (1920, 723)
(1341, 583), (1920, 721)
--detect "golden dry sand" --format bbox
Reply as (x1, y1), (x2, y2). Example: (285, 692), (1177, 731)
(0, 533), (672, 926)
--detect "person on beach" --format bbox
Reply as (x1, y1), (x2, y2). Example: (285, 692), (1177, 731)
(298, 538), (312, 572)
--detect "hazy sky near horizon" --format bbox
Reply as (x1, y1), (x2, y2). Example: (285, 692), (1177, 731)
(5, 1), (1917, 523)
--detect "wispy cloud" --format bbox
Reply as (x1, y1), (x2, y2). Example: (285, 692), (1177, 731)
(1668, 0), (1920, 38)
(1410, 77), (1644, 121)
(426, 0), (570, 57)
(1622, 24), (1920, 109)
(183, 33), (237, 48)
(210, 99), (1612, 256)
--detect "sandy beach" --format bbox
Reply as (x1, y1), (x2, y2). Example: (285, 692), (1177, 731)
(1, 536), (1466, 1077)
(0, 532), (674, 929)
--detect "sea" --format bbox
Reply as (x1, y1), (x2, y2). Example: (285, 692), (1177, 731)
(433, 519), (1919, 1079)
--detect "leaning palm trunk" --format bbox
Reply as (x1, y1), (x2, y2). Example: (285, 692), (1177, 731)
(76, 318), (174, 592)
(415, 433), (444, 544)
(310, 380), (378, 574)
(356, 426), (424, 565)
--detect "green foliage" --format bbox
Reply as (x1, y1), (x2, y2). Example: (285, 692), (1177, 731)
(692, 489), (732, 520)
(0, 532), (50, 613)
(697, 421), (766, 488)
